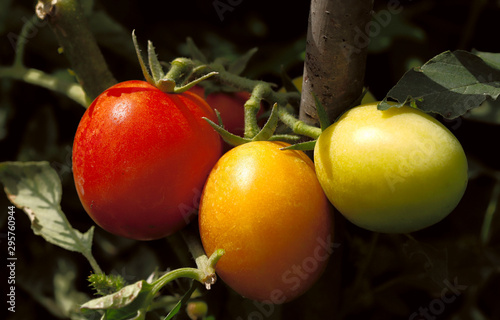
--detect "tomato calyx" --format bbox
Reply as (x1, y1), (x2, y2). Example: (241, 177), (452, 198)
(132, 30), (218, 94)
(131, 33), (326, 150)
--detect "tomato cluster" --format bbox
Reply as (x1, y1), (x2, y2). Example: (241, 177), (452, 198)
(73, 79), (467, 304)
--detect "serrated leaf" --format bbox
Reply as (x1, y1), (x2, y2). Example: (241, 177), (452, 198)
(280, 140), (316, 151)
(228, 47), (258, 76)
(0, 161), (95, 254)
(164, 281), (197, 320)
(383, 50), (500, 118)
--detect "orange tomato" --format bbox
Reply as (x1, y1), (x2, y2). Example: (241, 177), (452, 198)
(199, 141), (333, 303)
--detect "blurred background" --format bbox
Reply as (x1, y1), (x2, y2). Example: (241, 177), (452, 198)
(1, 0), (500, 319)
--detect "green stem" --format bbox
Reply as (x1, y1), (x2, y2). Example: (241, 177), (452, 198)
(84, 251), (104, 275)
(13, 15), (41, 68)
(481, 179), (500, 245)
(151, 267), (204, 295)
(36, 0), (117, 101)
(0, 66), (87, 107)
(180, 225), (224, 289)
(164, 58), (195, 87)
(277, 106), (322, 139)
(244, 83), (267, 138)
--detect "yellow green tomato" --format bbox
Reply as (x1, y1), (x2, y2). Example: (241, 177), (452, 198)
(314, 102), (468, 233)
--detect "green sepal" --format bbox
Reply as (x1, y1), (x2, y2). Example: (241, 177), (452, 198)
(214, 109), (224, 127)
(203, 118), (252, 146)
(313, 93), (330, 131)
(147, 40), (164, 83)
(280, 140), (317, 151)
(173, 71), (219, 93)
(251, 104), (279, 141)
(132, 30), (154, 86)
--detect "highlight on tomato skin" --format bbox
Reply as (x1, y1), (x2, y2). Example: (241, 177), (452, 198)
(199, 140), (334, 303)
(72, 80), (222, 241)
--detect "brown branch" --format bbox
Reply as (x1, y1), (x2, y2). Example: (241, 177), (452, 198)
(36, 0), (117, 103)
(300, 0), (373, 125)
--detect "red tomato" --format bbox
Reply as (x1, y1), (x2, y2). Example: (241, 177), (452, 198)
(72, 80), (222, 240)
(189, 86), (251, 137)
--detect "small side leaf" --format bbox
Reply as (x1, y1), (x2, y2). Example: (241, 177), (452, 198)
(164, 281), (197, 320)
(383, 50), (500, 118)
(228, 47), (258, 76)
(186, 37), (208, 64)
(0, 161), (95, 254)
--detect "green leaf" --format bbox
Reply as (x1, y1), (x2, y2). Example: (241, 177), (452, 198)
(382, 50), (500, 118)
(377, 98), (407, 111)
(0, 161), (95, 254)
(83, 280), (154, 320)
(163, 281), (197, 320)
(227, 47), (258, 76)
(473, 50), (500, 70)
(81, 280), (152, 311)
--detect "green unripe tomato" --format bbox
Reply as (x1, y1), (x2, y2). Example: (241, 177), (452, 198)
(314, 103), (468, 233)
